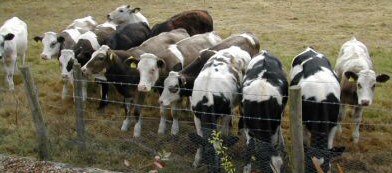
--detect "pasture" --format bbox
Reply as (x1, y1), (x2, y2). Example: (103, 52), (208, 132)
(0, 0), (392, 172)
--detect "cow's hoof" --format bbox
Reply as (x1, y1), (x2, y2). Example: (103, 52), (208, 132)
(133, 122), (141, 137)
(121, 119), (131, 131)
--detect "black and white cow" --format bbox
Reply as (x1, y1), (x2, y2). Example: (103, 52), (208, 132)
(34, 28), (82, 60)
(190, 46), (252, 169)
(290, 47), (345, 173)
(158, 32), (259, 135)
(107, 5), (149, 26)
(105, 22), (150, 50)
(150, 10), (213, 37)
(84, 29), (190, 137)
(335, 37), (390, 143)
(0, 17), (28, 91)
(241, 51), (288, 173)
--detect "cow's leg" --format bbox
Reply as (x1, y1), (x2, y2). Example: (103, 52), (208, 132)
(193, 115), (203, 167)
(133, 93), (145, 138)
(4, 58), (16, 91)
(352, 106), (363, 143)
(328, 125), (338, 149)
(170, 100), (182, 135)
(158, 104), (169, 135)
(337, 104), (346, 133)
(98, 82), (109, 112)
(221, 115), (232, 136)
(61, 82), (68, 100)
(121, 97), (133, 131)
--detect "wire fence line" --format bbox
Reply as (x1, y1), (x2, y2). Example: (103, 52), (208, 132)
(1, 66), (392, 173)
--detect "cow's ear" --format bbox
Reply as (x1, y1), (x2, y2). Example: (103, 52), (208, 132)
(344, 71), (358, 82)
(57, 36), (65, 43)
(131, 7), (141, 13)
(157, 59), (166, 69)
(124, 56), (139, 69)
(200, 49), (217, 60)
(126, 5), (130, 8)
(66, 58), (74, 72)
(33, 36), (43, 42)
(4, 33), (15, 41)
(376, 74), (390, 83)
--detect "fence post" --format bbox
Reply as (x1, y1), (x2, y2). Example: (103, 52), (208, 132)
(73, 62), (86, 149)
(20, 65), (50, 160)
(289, 86), (305, 173)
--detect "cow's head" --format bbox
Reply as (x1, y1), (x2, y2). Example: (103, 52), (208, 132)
(345, 70), (390, 106)
(244, 139), (284, 173)
(34, 32), (65, 60)
(306, 146), (345, 173)
(135, 53), (165, 92)
(107, 5), (141, 25)
(81, 45), (111, 76)
(0, 33), (15, 59)
(159, 71), (185, 106)
(73, 39), (96, 66)
(59, 49), (75, 82)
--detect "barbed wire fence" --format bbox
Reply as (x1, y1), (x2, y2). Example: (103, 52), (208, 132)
(0, 63), (391, 173)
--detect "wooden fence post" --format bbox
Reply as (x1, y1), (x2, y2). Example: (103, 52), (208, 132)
(289, 86), (305, 173)
(73, 62), (86, 149)
(20, 65), (50, 160)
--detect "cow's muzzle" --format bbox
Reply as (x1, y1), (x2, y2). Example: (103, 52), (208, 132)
(138, 84), (151, 92)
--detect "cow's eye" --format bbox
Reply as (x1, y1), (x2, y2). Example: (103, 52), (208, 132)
(358, 83), (362, 89)
(169, 85), (179, 93)
(372, 84), (376, 89)
(50, 42), (57, 47)
(150, 69), (155, 74)
(119, 9), (123, 12)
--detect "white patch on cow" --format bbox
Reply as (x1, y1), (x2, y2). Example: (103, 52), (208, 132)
(298, 67), (340, 101)
(271, 156), (283, 173)
(207, 32), (222, 46)
(78, 31), (100, 50)
(0, 17), (28, 90)
(96, 21), (117, 30)
(168, 45), (184, 68)
(134, 119), (142, 137)
(328, 125), (338, 149)
(239, 33), (256, 46)
(107, 5), (149, 26)
(137, 53), (160, 92)
(242, 77), (283, 104)
(159, 71), (181, 106)
(59, 49), (75, 82)
(63, 29), (82, 43)
(67, 16), (98, 31)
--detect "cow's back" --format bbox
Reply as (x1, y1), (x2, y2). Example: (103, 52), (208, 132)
(210, 33), (260, 57)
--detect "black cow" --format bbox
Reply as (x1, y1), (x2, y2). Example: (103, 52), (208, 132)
(106, 22), (151, 50)
(290, 47), (345, 173)
(150, 10), (213, 37)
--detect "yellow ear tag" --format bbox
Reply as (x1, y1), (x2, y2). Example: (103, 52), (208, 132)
(109, 53), (114, 61)
(348, 78), (355, 82)
(130, 62), (137, 69)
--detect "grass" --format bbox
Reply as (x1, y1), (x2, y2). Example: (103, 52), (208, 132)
(1, 0), (392, 172)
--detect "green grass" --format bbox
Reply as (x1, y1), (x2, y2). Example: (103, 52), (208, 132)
(1, 0), (392, 172)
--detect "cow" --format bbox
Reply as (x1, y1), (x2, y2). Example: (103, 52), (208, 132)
(190, 46), (252, 170)
(158, 32), (259, 135)
(84, 28), (190, 137)
(33, 28), (82, 60)
(105, 22), (151, 50)
(335, 37), (390, 143)
(0, 17), (28, 91)
(66, 16), (98, 31)
(241, 51), (288, 173)
(150, 10), (213, 37)
(107, 5), (149, 26)
(290, 47), (345, 173)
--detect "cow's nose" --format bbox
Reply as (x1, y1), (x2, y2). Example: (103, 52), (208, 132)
(41, 54), (48, 60)
(138, 84), (148, 92)
(361, 100), (370, 106)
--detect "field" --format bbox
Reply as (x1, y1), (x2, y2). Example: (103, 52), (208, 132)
(1, 0), (392, 172)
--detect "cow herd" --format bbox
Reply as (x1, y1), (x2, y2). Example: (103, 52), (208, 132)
(0, 4), (390, 173)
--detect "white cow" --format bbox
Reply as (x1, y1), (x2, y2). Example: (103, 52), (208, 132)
(107, 5), (149, 26)
(335, 37), (390, 143)
(0, 17), (28, 90)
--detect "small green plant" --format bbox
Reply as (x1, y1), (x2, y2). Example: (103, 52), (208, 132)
(208, 130), (236, 173)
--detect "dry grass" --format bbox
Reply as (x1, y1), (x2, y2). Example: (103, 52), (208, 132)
(1, 0), (392, 172)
